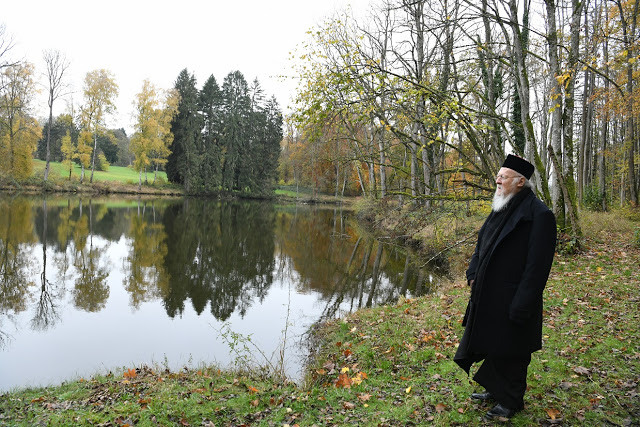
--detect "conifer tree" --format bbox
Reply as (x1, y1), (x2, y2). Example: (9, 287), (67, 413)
(199, 75), (224, 192)
(166, 69), (202, 192)
(221, 71), (251, 191)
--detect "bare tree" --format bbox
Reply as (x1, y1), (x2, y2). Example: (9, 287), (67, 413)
(42, 49), (70, 181)
(0, 24), (17, 87)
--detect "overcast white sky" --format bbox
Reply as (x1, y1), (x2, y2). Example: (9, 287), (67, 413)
(3, 0), (371, 134)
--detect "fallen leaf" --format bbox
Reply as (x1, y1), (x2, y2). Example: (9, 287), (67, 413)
(405, 386), (412, 394)
(247, 385), (259, 393)
(343, 401), (356, 410)
(546, 408), (561, 420)
(341, 367), (350, 374)
(559, 381), (574, 390)
(335, 373), (352, 388)
(573, 366), (591, 376)
(123, 368), (137, 379)
(251, 399), (259, 407)
(357, 393), (371, 402)
(435, 403), (446, 413)
(351, 374), (364, 386)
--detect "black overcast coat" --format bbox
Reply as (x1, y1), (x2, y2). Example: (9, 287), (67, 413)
(454, 189), (556, 372)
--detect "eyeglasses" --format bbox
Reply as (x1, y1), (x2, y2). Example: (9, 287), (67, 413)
(495, 174), (520, 181)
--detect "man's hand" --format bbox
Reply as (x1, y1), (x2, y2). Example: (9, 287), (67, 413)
(469, 279), (475, 288)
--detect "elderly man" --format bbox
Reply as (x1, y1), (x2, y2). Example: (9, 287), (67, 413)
(454, 154), (557, 420)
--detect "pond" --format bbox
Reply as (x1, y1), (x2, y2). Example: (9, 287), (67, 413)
(0, 195), (444, 391)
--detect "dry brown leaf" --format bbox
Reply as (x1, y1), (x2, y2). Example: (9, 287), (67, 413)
(335, 373), (352, 388)
(559, 381), (574, 390)
(546, 408), (561, 420)
(343, 401), (356, 410)
(573, 366), (591, 376)
(357, 393), (372, 402)
(123, 368), (137, 379)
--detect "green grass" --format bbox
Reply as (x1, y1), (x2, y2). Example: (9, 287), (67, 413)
(0, 209), (638, 426)
(32, 159), (167, 185)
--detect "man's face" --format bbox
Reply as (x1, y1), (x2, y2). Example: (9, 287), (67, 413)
(495, 167), (524, 197)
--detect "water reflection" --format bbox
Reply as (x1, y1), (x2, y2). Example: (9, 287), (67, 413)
(161, 201), (277, 320)
(0, 195), (440, 390)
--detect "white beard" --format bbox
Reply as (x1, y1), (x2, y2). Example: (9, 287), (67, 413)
(492, 191), (514, 212)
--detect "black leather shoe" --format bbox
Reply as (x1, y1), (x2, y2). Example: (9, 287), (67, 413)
(470, 392), (493, 401)
(484, 403), (518, 419)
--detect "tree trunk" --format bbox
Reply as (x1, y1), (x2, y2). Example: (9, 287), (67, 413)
(616, 0), (639, 205)
(560, 0), (583, 234)
(548, 144), (582, 239)
(599, 29), (610, 210)
(510, 0), (551, 206)
(90, 133), (97, 183)
(544, 0), (565, 225)
(378, 130), (387, 199)
(44, 105), (53, 182)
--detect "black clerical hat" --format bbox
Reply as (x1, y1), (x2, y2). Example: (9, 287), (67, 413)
(502, 154), (534, 179)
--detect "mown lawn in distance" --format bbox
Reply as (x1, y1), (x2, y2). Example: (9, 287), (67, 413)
(32, 159), (167, 185)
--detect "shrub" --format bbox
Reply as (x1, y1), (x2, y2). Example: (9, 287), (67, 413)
(153, 175), (167, 186)
(583, 184), (607, 211)
(97, 153), (110, 172)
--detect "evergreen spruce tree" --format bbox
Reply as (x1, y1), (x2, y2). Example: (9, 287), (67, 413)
(36, 114), (78, 162)
(166, 69), (282, 196)
(221, 71), (251, 192)
(166, 69), (202, 192)
(199, 75), (224, 193)
(258, 96), (283, 195)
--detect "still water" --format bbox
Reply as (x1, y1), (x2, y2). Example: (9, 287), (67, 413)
(0, 196), (441, 391)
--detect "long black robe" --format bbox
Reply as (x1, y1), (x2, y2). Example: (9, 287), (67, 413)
(454, 188), (556, 372)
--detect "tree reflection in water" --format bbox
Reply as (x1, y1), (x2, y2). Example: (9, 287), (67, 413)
(161, 200), (277, 321)
(0, 196), (441, 369)
(0, 198), (38, 348)
(31, 199), (63, 331)
(70, 200), (110, 312)
(273, 206), (433, 322)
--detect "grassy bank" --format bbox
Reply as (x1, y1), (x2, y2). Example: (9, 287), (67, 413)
(31, 159), (169, 185)
(0, 208), (638, 426)
(0, 160), (183, 196)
